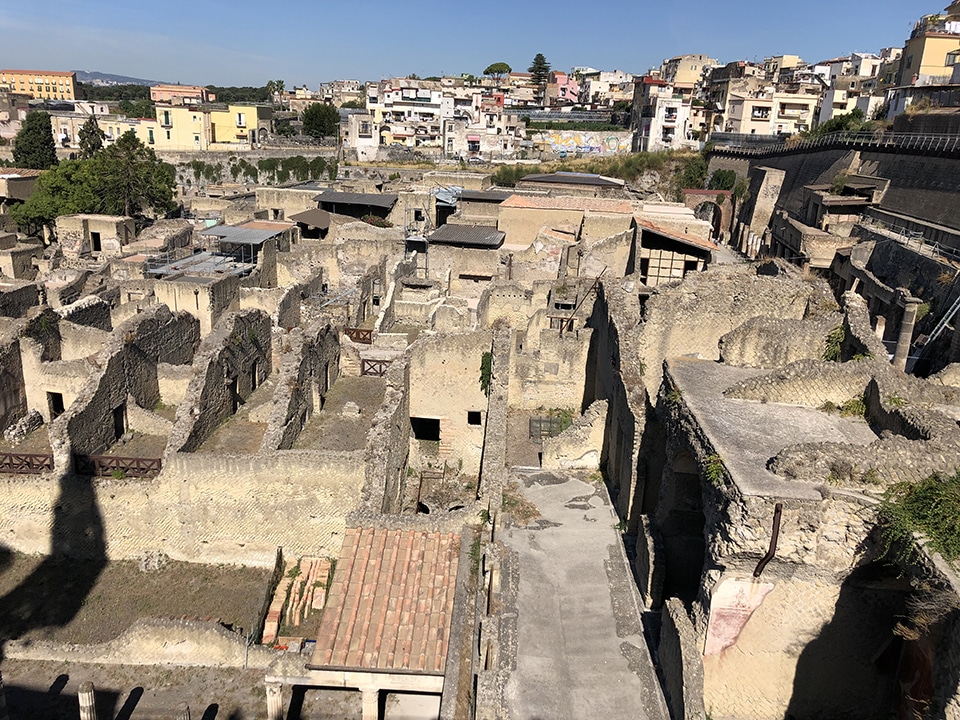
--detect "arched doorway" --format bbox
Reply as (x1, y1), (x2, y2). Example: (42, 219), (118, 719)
(694, 201), (723, 241)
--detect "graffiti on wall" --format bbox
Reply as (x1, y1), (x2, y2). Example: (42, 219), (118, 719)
(534, 131), (634, 155)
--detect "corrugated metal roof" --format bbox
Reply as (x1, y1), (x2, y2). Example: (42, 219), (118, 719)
(501, 195), (633, 214)
(429, 224), (505, 248)
(313, 190), (399, 209)
(288, 208), (332, 229)
(310, 527), (460, 674)
(199, 225), (283, 245)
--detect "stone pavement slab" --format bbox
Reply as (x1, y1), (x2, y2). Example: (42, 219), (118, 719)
(501, 471), (668, 720)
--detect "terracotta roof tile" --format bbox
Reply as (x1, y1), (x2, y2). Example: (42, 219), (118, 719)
(311, 526), (460, 675)
(636, 218), (718, 253)
(500, 194), (633, 214)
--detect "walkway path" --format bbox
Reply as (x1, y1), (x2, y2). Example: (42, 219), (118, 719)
(501, 470), (668, 720)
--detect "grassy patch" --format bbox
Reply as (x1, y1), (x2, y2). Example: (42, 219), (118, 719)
(879, 470), (960, 562)
(501, 481), (540, 525)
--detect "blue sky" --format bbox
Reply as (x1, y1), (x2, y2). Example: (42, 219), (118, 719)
(0, 0), (928, 86)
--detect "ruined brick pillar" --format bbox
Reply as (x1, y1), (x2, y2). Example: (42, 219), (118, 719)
(266, 683), (283, 720)
(78, 682), (98, 720)
(893, 295), (921, 372)
(175, 702), (191, 720)
(0, 670), (9, 720)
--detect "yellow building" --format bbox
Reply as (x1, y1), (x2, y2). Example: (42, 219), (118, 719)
(896, 2), (960, 85)
(0, 70), (79, 100)
(144, 103), (272, 151)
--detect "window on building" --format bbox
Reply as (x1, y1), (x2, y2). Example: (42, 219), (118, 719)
(467, 411), (482, 426)
(236, 113), (246, 127)
(148, 128), (154, 143)
(166, 130), (171, 140)
(410, 417), (441, 441)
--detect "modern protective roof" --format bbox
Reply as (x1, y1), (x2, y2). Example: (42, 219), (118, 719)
(313, 191), (399, 209)
(460, 189), (512, 202)
(518, 172), (625, 188)
(309, 527), (460, 675)
(429, 224), (505, 248)
(501, 194), (634, 214)
(199, 225), (285, 245)
(636, 219), (717, 253)
(288, 208), (332, 229)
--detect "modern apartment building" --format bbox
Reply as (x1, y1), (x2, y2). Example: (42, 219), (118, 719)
(0, 70), (79, 100)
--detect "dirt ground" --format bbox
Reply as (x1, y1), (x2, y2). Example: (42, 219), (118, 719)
(198, 379), (276, 454)
(0, 658), (362, 719)
(0, 426), (52, 454)
(0, 553), (271, 644)
(293, 376), (385, 452)
(505, 409), (542, 468)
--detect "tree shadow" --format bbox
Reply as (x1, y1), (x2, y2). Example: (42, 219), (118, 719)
(785, 561), (911, 720)
(0, 470), (107, 661)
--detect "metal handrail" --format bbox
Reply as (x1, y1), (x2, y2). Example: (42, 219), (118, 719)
(710, 130), (960, 157)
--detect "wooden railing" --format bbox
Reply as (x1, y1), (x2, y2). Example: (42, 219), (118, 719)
(0, 452), (54, 474)
(361, 358), (391, 377)
(344, 327), (373, 344)
(74, 455), (162, 478)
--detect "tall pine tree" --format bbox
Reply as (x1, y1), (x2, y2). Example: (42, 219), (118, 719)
(78, 116), (106, 159)
(13, 111), (58, 169)
(528, 53), (551, 87)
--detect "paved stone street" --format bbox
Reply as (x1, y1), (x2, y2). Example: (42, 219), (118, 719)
(501, 471), (668, 720)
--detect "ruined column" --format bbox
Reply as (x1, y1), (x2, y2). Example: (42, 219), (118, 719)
(360, 688), (380, 720)
(174, 702), (190, 720)
(0, 671), (9, 720)
(78, 682), (98, 720)
(265, 683), (283, 720)
(874, 315), (886, 342)
(893, 295), (921, 372)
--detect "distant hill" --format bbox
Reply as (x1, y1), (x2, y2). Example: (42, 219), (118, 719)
(74, 70), (161, 87)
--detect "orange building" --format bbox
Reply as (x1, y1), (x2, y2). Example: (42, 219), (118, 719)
(0, 70), (79, 100)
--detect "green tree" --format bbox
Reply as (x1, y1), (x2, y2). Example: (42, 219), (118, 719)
(807, 107), (866, 139)
(483, 62), (512, 81)
(707, 168), (737, 191)
(87, 131), (176, 218)
(118, 99), (156, 119)
(13, 111), (58, 169)
(340, 99), (365, 109)
(673, 153), (708, 198)
(10, 160), (99, 235)
(78, 116), (106, 159)
(528, 53), (551, 88)
(301, 103), (340, 139)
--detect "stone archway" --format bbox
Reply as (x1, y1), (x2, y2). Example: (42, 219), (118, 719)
(694, 201), (723, 240)
(681, 189), (733, 242)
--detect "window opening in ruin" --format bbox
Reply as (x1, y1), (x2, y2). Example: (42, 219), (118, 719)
(410, 417), (441, 441)
(229, 377), (239, 414)
(90, 231), (101, 253)
(47, 392), (65, 419)
(684, 259), (699, 276)
(112, 404), (126, 441)
(639, 258), (650, 282)
(459, 273), (492, 282)
(251, 360), (259, 391)
(414, 209), (424, 222)
(467, 411), (482, 426)
(553, 301), (575, 311)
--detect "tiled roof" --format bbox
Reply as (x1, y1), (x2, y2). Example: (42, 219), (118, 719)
(310, 527), (460, 675)
(501, 194), (633, 214)
(637, 218), (717, 253)
(0, 168), (44, 177)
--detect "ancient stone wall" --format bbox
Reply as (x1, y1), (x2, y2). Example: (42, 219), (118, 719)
(0, 331), (26, 433)
(541, 399), (606, 470)
(167, 309), (271, 454)
(0, 281), (40, 318)
(659, 597), (705, 720)
(261, 323), (340, 451)
(55, 295), (112, 331)
(509, 325), (592, 411)
(719, 315), (839, 368)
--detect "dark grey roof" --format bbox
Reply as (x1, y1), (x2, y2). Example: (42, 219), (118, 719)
(460, 190), (512, 202)
(313, 191), (398, 209)
(518, 172), (624, 188)
(288, 208), (332, 229)
(199, 226), (283, 245)
(429, 224), (505, 248)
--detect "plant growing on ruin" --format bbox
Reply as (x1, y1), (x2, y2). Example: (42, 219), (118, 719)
(819, 400), (839, 413)
(823, 325), (845, 362)
(547, 407), (576, 433)
(703, 454), (726, 487)
(878, 470), (960, 563)
(839, 395), (866, 418)
(886, 394), (906, 408)
(916, 303), (932, 322)
(111, 469), (127, 480)
(479, 351), (493, 396)
(666, 387), (683, 406)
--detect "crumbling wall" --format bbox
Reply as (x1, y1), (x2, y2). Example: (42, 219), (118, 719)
(478, 282), (537, 329)
(58, 321), (110, 361)
(0, 280), (41, 318)
(660, 597), (705, 720)
(0, 330), (26, 433)
(541, 399), (606, 470)
(167, 309), (272, 453)
(55, 296), (112, 331)
(719, 315), (839, 368)
(579, 229), (634, 278)
(509, 325), (593, 411)
(261, 323), (341, 451)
